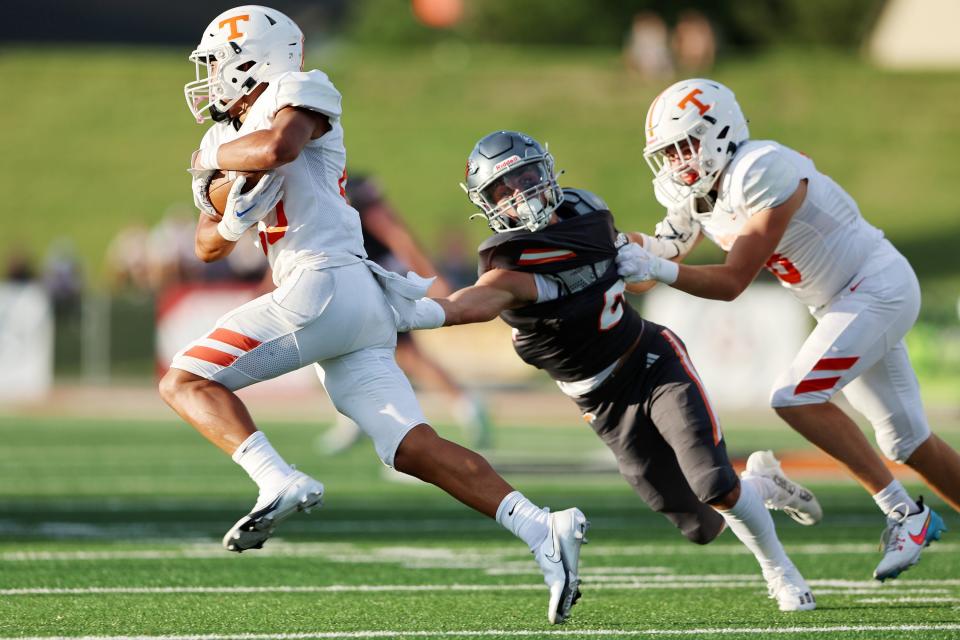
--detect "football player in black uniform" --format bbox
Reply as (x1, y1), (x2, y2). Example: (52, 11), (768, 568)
(394, 130), (820, 612)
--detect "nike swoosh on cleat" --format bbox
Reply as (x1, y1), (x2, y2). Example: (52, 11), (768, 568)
(244, 494), (284, 524)
(908, 512), (933, 546)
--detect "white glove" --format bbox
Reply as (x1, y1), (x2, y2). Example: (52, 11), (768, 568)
(188, 167), (218, 218)
(382, 271), (446, 332)
(393, 297), (446, 333)
(216, 173), (285, 242)
(616, 242), (679, 284)
(640, 211), (700, 259)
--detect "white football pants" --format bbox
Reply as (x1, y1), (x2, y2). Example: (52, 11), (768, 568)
(769, 241), (931, 462)
(170, 262), (426, 466)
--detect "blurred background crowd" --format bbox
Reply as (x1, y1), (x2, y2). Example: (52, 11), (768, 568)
(2, 0), (958, 405)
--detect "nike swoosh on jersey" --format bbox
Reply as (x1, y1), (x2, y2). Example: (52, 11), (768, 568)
(908, 512), (932, 546)
(849, 277), (866, 292)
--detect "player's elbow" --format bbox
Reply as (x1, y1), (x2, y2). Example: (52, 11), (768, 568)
(718, 275), (751, 301)
(195, 240), (228, 263)
(263, 136), (301, 167)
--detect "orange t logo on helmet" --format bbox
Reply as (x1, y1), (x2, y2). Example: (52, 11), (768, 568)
(678, 88), (710, 116)
(219, 14), (250, 40)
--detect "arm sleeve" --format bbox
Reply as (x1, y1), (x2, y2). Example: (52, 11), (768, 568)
(738, 149), (800, 216)
(273, 71), (343, 121)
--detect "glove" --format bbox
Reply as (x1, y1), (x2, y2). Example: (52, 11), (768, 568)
(188, 164), (219, 218)
(616, 242), (679, 284)
(216, 173), (285, 242)
(381, 271), (446, 332)
(637, 210), (700, 259)
(393, 297), (446, 333)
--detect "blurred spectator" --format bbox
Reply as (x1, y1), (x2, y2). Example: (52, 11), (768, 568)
(4, 246), (36, 282)
(623, 11), (674, 80)
(435, 226), (477, 290)
(320, 172), (493, 453)
(106, 223), (151, 292)
(106, 204), (268, 295)
(671, 10), (716, 75)
(42, 238), (83, 314)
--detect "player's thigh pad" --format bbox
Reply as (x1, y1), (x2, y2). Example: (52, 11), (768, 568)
(317, 347), (426, 467)
(170, 263), (396, 391)
(770, 254), (921, 409)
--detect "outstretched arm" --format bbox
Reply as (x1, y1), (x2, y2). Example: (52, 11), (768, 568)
(616, 180), (807, 301)
(671, 179), (806, 300)
(397, 268), (538, 332)
(435, 268), (538, 326)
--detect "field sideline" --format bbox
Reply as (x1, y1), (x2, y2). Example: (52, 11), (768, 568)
(2, 409), (958, 639)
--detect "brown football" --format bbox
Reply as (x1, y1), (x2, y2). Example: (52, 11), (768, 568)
(207, 170), (266, 215)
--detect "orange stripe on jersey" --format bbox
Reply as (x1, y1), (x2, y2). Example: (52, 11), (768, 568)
(660, 329), (722, 445)
(794, 376), (841, 395)
(812, 356), (859, 371)
(208, 328), (261, 352)
(184, 345), (238, 367)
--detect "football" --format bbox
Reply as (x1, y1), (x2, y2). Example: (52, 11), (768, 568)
(207, 170), (267, 216)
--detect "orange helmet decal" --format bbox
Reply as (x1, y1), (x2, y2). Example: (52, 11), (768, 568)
(219, 14), (250, 40)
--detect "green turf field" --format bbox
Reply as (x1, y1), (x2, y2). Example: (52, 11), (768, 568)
(3, 45), (960, 312)
(2, 413), (958, 639)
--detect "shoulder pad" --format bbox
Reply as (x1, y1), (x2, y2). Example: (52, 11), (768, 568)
(561, 188), (609, 215)
(274, 70), (342, 120)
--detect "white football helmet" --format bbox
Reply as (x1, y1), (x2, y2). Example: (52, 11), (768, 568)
(643, 78), (748, 207)
(185, 5), (304, 123)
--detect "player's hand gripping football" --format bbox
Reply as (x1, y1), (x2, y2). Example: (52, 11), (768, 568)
(616, 242), (679, 284)
(189, 166), (219, 218)
(216, 172), (285, 242)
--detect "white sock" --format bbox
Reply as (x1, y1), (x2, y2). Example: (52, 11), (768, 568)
(496, 491), (549, 551)
(872, 480), (918, 518)
(717, 480), (794, 577)
(741, 474), (778, 505)
(232, 431), (295, 500)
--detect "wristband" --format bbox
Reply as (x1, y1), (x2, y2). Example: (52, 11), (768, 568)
(655, 257), (680, 285)
(198, 144), (221, 170)
(216, 218), (246, 242)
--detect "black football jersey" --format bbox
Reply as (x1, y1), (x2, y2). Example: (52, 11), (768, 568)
(477, 188), (644, 382)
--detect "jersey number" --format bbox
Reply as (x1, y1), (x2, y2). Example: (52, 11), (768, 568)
(599, 280), (626, 331)
(258, 199), (289, 256)
(765, 253), (802, 284)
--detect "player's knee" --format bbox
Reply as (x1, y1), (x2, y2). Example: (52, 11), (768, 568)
(157, 370), (183, 408)
(876, 416), (930, 464)
(680, 510), (725, 545)
(392, 423), (440, 474)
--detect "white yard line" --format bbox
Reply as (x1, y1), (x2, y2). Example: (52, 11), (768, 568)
(3, 542), (957, 562)
(3, 623), (960, 639)
(4, 575), (960, 596)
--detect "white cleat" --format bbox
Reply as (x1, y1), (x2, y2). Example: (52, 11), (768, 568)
(873, 497), (947, 582)
(222, 471), (325, 553)
(765, 566), (816, 612)
(743, 450), (822, 526)
(533, 507), (589, 624)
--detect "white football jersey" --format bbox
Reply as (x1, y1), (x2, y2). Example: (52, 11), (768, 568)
(696, 140), (885, 308)
(198, 70), (366, 285)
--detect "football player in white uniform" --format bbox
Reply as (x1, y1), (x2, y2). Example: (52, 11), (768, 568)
(616, 78), (955, 581)
(159, 6), (587, 624)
